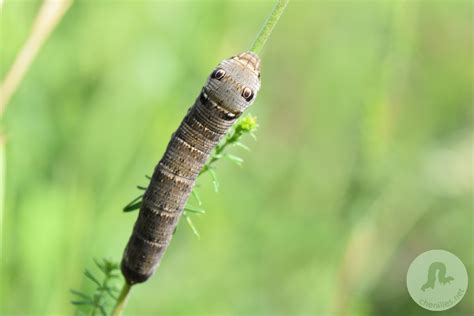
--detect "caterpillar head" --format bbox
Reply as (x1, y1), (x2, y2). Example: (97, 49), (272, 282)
(205, 51), (261, 115)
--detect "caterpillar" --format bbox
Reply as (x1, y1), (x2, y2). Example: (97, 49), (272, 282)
(121, 52), (261, 284)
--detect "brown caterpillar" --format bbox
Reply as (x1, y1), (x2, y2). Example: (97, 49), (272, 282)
(121, 52), (261, 284)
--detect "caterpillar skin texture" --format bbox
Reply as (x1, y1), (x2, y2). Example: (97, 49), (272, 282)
(121, 52), (261, 284)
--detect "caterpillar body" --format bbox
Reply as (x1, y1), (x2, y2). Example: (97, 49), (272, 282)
(121, 52), (261, 284)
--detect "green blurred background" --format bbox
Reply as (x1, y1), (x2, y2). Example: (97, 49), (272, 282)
(1, 0), (472, 315)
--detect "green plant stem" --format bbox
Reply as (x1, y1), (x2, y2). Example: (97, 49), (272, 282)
(199, 137), (231, 175)
(250, 0), (290, 54)
(112, 282), (132, 316)
(199, 118), (254, 175)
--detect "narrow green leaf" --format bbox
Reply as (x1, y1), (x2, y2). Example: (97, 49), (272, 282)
(191, 189), (202, 206)
(93, 258), (105, 274)
(105, 288), (118, 300)
(123, 194), (143, 212)
(209, 169), (219, 192)
(71, 300), (93, 306)
(123, 201), (141, 212)
(234, 142), (250, 151)
(184, 213), (200, 238)
(124, 194), (143, 206)
(84, 270), (101, 287)
(226, 154), (244, 166)
(70, 289), (92, 301)
(98, 304), (107, 316)
(184, 205), (206, 214)
(103, 258), (119, 271)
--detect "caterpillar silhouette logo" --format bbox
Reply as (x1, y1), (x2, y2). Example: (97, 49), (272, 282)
(421, 262), (454, 291)
(407, 250), (468, 311)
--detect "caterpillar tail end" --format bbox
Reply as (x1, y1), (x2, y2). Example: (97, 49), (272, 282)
(121, 260), (153, 285)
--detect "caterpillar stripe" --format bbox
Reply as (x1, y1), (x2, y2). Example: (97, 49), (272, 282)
(121, 52), (261, 284)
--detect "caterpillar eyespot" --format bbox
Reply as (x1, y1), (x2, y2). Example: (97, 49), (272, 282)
(211, 68), (226, 80)
(242, 87), (254, 101)
(121, 51), (261, 285)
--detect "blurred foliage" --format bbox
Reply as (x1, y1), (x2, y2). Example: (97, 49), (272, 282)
(1, 1), (472, 316)
(70, 258), (121, 316)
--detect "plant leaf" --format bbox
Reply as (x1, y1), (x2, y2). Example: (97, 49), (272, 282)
(84, 269), (101, 287)
(234, 142), (250, 151)
(191, 189), (202, 206)
(209, 169), (219, 192)
(184, 205), (205, 214)
(93, 258), (105, 274)
(123, 194), (143, 212)
(98, 304), (107, 316)
(71, 300), (92, 306)
(70, 289), (92, 301)
(184, 213), (200, 238)
(226, 154), (244, 166)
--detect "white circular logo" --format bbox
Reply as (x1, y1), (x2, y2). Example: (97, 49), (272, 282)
(406, 249), (468, 311)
